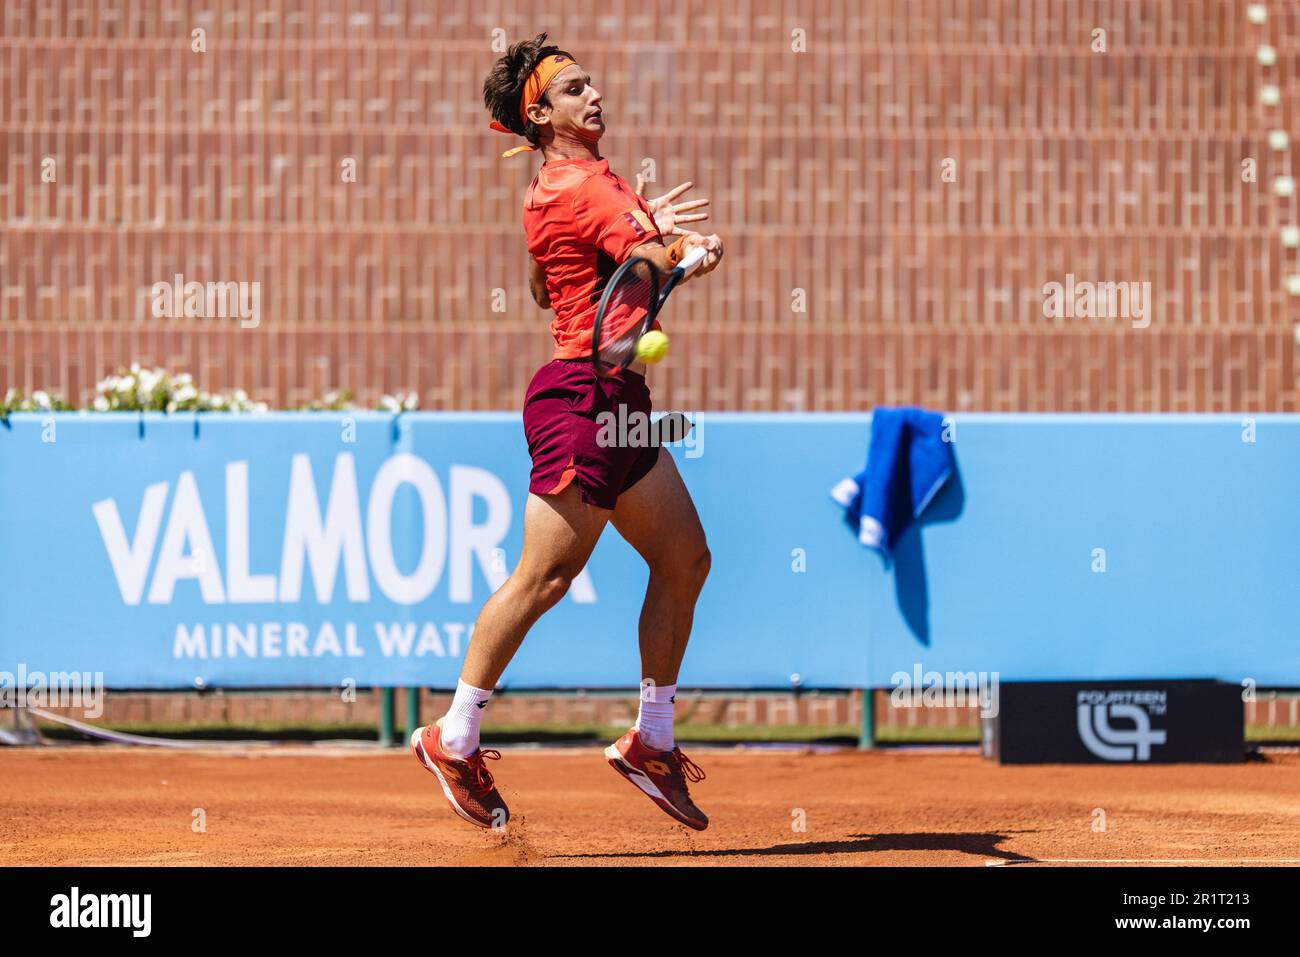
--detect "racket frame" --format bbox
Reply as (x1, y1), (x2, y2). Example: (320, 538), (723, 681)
(590, 255), (663, 378)
(590, 245), (707, 377)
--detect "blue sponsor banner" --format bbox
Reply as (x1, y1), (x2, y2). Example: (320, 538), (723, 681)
(1, 412), (1297, 689)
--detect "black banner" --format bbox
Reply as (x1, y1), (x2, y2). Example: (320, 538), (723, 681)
(983, 679), (1244, 764)
(0, 866), (1285, 942)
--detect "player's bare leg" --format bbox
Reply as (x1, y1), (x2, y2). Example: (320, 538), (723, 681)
(460, 485), (610, 688)
(604, 448), (712, 830)
(610, 449), (711, 687)
(412, 484), (610, 828)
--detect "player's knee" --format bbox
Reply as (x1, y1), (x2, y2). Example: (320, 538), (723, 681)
(529, 566), (578, 609)
(671, 543), (711, 594)
(691, 545), (712, 590)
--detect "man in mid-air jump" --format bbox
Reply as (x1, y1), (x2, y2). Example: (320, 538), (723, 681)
(410, 33), (724, 831)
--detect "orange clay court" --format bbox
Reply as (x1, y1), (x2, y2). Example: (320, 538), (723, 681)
(4, 746), (1300, 867)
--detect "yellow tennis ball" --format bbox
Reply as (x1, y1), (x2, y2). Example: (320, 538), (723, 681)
(636, 330), (670, 364)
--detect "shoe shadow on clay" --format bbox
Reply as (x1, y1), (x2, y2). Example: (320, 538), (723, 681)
(551, 830), (1039, 862)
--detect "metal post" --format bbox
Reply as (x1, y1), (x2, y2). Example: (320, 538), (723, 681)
(379, 687), (395, 746)
(405, 686), (421, 740)
(858, 688), (875, 750)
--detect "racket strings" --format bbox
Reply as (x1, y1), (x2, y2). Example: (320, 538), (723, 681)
(595, 262), (657, 368)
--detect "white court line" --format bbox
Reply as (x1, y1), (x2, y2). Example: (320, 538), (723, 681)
(987, 859), (1300, 867)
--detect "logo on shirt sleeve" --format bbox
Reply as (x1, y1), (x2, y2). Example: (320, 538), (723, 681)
(622, 208), (655, 237)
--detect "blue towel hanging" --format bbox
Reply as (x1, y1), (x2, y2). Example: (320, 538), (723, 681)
(830, 407), (955, 561)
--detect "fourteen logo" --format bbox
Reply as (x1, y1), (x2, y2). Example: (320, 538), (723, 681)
(1076, 689), (1168, 761)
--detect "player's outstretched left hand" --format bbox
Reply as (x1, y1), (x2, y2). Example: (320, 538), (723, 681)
(636, 177), (711, 237)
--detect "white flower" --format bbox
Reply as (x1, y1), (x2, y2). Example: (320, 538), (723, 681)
(32, 390), (51, 409)
(137, 368), (161, 398)
(402, 391), (419, 410)
(380, 394), (401, 413)
(93, 396), (109, 411)
(3, 387), (19, 405)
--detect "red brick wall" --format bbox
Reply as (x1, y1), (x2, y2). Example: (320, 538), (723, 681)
(2, 1), (1297, 410)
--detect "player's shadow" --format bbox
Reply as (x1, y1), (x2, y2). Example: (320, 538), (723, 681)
(891, 466), (965, 647)
(551, 829), (1037, 863)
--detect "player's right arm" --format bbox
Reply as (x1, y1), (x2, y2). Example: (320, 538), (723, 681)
(527, 255), (551, 309)
(572, 174), (723, 286)
(629, 232), (724, 283)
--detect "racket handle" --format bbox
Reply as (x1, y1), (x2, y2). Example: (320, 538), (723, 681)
(677, 245), (707, 275)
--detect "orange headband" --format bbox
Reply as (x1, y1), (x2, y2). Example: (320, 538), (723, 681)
(488, 53), (579, 158)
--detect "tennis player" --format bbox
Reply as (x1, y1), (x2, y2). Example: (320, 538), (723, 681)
(411, 33), (723, 831)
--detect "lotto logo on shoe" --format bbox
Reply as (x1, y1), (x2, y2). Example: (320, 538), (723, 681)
(644, 759), (672, 776)
(1076, 690), (1169, 761)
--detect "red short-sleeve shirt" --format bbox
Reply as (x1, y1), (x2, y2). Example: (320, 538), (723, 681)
(523, 158), (664, 360)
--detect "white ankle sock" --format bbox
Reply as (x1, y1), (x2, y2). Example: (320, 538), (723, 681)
(440, 679), (493, 758)
(635, 682), (677, 752)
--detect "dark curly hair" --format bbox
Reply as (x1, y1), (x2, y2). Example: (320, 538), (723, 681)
(482, 32), (575, 147)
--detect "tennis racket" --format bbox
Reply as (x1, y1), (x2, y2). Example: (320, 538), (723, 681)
(590, 245), (707, 377)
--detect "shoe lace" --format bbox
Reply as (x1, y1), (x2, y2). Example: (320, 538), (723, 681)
(463, 748), (502, 795)
(670, 748), (706, 784)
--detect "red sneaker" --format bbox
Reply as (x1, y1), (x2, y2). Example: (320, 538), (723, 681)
(605, 728), (709, 830)
(410, 722), (509, 830)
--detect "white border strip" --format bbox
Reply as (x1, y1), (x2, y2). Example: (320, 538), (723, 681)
(988, 858), (1300, 867)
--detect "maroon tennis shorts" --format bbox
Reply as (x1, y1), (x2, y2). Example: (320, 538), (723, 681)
(522, 359), (661, 510)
